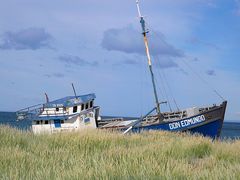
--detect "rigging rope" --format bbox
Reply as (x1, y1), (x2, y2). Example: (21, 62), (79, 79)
(152, 55), (173, 112)
(161, 68), (180, 111)
(147, 33), (180, 112)
(145, 21), (225, 102)
(180, 58), (225, 101)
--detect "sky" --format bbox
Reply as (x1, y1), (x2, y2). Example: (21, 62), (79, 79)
(0, 0), (240, 121)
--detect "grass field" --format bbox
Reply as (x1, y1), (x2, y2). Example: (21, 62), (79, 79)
(0, 126), (240, 180)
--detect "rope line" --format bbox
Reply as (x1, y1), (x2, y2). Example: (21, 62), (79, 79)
(145, 22), (225, 102)
(181, 58), (225, 101)
(152, 55), (173, 112)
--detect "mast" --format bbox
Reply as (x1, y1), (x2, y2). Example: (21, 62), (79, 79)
(71, 83), (77, 99)
(136, 0), (161, 117)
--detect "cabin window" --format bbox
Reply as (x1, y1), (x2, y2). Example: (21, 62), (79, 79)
(56, 107), (59, 112)
(36, 121), (40, 125)
(86, 103), (89, 109)
(73, 106), (78, 113)
(81, 104), (84, 111)
(90, 100), (93, 108)
(45, 121), (48, 124)
(61, 120), (64, 124)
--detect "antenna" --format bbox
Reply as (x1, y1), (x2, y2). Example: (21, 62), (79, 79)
(44, 93), (49, 103)
(71, 83), (77, 98)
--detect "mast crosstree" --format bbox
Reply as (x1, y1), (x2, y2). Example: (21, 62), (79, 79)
(136, 0), (161, 118)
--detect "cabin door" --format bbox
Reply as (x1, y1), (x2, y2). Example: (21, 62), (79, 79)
(54, 119), (61, 128)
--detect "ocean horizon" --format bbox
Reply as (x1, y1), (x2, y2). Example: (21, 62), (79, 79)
(0, 111), (239, 139)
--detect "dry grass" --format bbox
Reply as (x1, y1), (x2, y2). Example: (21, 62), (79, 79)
(0, 126), (240, 180)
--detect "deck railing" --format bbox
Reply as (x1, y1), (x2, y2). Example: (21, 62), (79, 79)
(16, 104), (69, 121)
(16, 104), (43, 120)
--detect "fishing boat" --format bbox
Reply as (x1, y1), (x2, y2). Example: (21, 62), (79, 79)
(16, 90), (100, 134)
(97, 0), (227, 139)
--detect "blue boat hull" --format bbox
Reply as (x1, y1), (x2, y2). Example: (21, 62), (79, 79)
(187, 119), (223, 138)
(130, 101), (227, 139)
(132, 118), (223, 139)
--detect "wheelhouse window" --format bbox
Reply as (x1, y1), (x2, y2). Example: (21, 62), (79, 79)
(44, 121), (48, 124)
(81, 104), (84, 111)
(90, 100), (93, 108)
(36, 121), (40, 124)
(86, 103), (89, 109)
(56, 107), (59, 112)
(73, 106), (78, 113)
(61, 120), (64, 124)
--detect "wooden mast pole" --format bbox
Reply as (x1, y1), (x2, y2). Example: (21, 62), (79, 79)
(136, 0), (161, 118)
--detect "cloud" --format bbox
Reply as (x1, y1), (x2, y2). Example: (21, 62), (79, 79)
(192, 57), (199, 62)
(44, 73), (65, 78)
(112, 58), (140, 67)
(235, 0), (240, 16)
(187, 37), (220, 50)
(0, 28), (53, 50)
(112, 55), (179, 69)
(206, 70), (216, 76)
(121, 59), (139, 65)
(101, 26), (184, 57)
(178, 68), (189, 75)
(152, 57), (179, 69)
(58, 55), (98, 67)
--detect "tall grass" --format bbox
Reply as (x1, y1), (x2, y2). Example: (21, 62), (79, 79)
(0, 126), (240, 179)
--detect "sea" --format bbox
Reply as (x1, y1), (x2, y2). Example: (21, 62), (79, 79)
(0, 112), (240, 139)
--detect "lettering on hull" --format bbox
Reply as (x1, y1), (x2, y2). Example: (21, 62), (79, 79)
(169, 115), (205, 130)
